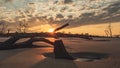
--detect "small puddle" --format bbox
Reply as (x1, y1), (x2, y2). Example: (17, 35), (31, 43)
(74, 58), (95, 62)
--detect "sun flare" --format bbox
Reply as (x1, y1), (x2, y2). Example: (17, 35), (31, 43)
(48, 28), (55, 33)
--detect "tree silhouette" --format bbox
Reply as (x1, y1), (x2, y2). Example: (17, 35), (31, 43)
(105, 23), (113, 37)
(17, 21), (28, 33)
(0, 21), (8, 34)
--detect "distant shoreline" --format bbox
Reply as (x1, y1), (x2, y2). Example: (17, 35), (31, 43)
(0, 32), (119, 39)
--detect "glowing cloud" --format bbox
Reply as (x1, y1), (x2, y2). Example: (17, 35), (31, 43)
(0, 0), (119, 32)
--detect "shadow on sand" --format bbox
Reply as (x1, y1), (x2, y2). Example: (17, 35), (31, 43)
(70, 52), (109, 62)
(43, 52), (109, 62)
(32, 52), (109, 68)
(32, 57), (78, 68)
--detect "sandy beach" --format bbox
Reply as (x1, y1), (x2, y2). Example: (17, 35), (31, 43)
(0, 0), (119, 68)
(0, 37), (120, 68)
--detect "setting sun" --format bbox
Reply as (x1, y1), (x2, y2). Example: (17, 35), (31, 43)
(48, 28), (55, 33)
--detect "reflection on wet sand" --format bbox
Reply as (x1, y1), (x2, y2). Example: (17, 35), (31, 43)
(0, 48), (77, 68)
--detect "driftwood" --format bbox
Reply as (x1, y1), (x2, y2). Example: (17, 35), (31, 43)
(0, 36), (74, 60)
(0, 36), (21, 49)
(0, 37), (54, 49)
(54, 40), (74, 60)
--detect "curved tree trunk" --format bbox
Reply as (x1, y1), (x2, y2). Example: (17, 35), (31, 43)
(0, 37), (74, 60)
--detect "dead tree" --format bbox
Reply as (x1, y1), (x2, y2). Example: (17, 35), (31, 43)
(0, 22), (8, 34)
(108, 23), (112, 38)
(17, 21), (28, 33)
(0, 36), (74, 60)
(104, 30), (108, 37)
(105, 23), (113, 38)
(7, 28), (11, 34)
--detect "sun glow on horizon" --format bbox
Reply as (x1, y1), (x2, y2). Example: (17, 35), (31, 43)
(48, 28), (55, 33)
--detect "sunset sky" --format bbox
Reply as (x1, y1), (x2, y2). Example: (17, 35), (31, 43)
(0, 0), (120, 36)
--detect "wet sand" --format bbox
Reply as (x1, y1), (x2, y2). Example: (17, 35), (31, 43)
(0, 37), (120, 68)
